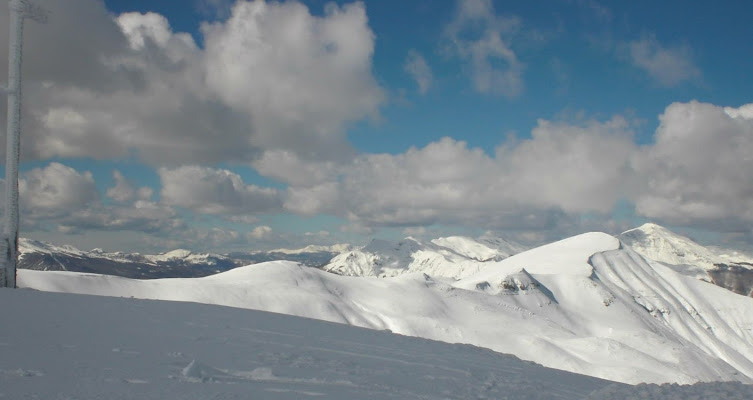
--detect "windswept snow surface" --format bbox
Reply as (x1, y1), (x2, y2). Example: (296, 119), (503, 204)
(19, 232), (753, 385)
(0, 289), (618, 400)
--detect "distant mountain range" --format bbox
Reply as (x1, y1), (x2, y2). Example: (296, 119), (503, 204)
(18, 239), (347, 279)
(322, 235), (526, 279)
(17, 223), (753, 297)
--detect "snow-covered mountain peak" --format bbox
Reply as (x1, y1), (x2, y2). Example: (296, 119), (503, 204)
(432, 236), (502, 261)
(324, 235), (526, 280)
(619, 223), (751, 270)
(145, 249), (193, 262)
(19, 238), (86, 257)
(458, 232), (618, 290)
(265, 243), (353, 254)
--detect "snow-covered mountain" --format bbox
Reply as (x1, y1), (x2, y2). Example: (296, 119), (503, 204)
(431, 234), (525, 261)
(18, 239), (343, 279)
(323, 235), (525, 279)
(6, 290), (751, 399)
(262, 243), (353, 255)
(20, 231), (753, 385)
(19, 239), (239, 278)
(620, 223), (753, 296)
(620, 223), (753, 269)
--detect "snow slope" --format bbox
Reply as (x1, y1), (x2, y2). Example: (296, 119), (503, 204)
(0, 288), (615, 400)
(20, 232), (753, 385)
(323, 235), (523, 279)
(5, 289), (753, 399)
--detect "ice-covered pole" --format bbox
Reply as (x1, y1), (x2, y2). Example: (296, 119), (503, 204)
(1, 0), (46, 288)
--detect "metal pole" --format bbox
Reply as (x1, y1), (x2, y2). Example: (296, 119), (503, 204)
(2, 0), (24, 288)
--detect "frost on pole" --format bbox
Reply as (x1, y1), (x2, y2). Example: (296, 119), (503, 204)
(1, 0), (47, 288)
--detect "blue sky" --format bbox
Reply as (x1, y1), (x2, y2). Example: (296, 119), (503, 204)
(2, 0), (753, 253)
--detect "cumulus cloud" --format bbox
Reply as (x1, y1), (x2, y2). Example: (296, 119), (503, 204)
(404, 50), (433, 94)
(106, 171), (136, 203)
(137, 186), (154, 201)
(0, 0), (384, 165)
(57, 200), (184, 235)
(444, 0), (524, 96)
(159, 166), (281, 215)
(19, 163), (98, 217)
(282, 118), (636, 230)
(624, 35), (701, 87)
(248, 225), (272, 240)
(632, 101), (753, 231)
(252, 150), (339, 187)
(0, 163), (184, 237)
(496, 117), (637, 213)
(201, 0), (384, 160)
(274, 101), (753, 238)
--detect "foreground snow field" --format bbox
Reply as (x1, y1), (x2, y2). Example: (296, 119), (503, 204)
(19, 232), (753, 385)
(0, 288), (611, 399)
(2, 289), (752, 399)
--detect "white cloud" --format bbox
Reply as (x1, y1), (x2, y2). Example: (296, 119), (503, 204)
(117, 12), (174, 50)
(57, 200), (184, 235)
(201, 0), (384, 160)
(136, 186), (154, 201)
(1, 0), (384, 165)
(404, 50), (433, 94)
(285, 181), (341, 216)
(19, 163), (98, 217)
(625, 35), (701, 87)
(0, 163), (184, 237)
(496, 117), (637, 214)
(248, 225), (272, 240)
(106, 170), (136, 203)
(282, 119), (636, 230)
(252, 150), (338, 187)
(444, 0), (524, 96)
(632, 101), (753, 230)
(107, 171), (155, 203)
(158, 166), (281, 215)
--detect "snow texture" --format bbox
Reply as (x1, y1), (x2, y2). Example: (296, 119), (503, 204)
(2, 288), (753, 399)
